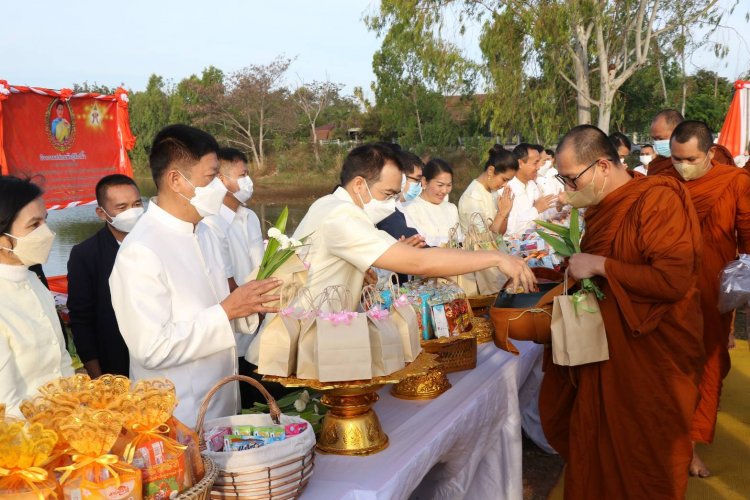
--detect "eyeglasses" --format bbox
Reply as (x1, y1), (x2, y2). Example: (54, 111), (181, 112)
(555, 159), (599, 189)
(366, 182), (400, 202)
(405, 175), (422, 183)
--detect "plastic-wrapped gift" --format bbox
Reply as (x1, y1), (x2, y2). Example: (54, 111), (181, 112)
(115, 379), (191, 499)
(54, 407), (142, 500)
(0, 417), (60, 499)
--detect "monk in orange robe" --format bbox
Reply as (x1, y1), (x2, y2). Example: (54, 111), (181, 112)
(540, 125), (704, 499)
(648, 109), (685, 175)
(649, 120), (750, 476)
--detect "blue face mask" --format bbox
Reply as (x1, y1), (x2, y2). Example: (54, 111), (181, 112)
(404, 181), (422, 201)
(653, 139), (671, 157)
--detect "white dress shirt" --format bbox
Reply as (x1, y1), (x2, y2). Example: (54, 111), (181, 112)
(633, 165), (648, 175)
(458, 179), (497, 235)
(110, 199), (258, 426)
(504, 177), (542, 236)
(0, 263), (74, 416)
(293, 187), (397, 303)
(536, 168), (563, 197)
(404, 196), (461, 247)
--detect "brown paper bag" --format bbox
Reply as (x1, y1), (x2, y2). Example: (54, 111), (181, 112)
(382, 276), (422, 362)
(295, 290), (326, 380)
(362, 285), (405, 375)
(257, 283), (303, 377)
(551, 273), (608, 366)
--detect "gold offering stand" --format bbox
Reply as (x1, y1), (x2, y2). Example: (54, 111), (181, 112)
(263, 352), (439, 456)
(468, 295), (496, 344)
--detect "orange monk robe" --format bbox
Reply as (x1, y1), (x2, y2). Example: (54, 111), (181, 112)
(540, 175), (704, 499)
(650, 159), (750, 443)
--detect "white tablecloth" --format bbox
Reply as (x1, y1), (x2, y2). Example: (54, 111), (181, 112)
(300, 342), (542, 500)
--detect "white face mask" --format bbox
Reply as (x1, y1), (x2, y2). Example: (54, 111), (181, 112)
(539, 160), (553, 175)
(1, 224), (56, 266)
(234, 175), (254, 203)
(178, 172), (227, 217)
(639, 154), (653, 166)
(358, 182), (396, 224)
(101, 206), (144, 233)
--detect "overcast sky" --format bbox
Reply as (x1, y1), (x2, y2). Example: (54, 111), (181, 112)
(2, 0), (748, 96)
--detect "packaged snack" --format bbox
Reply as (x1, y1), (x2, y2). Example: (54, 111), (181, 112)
(232, 425), (255, 438)
(167, 416), (205, 482)
(432, 304), (450, 338)
(252, 426), (285, 444)
(284, 422), (308, 437)
(204, 426), (232, 452)
(223, 435), (264, 451)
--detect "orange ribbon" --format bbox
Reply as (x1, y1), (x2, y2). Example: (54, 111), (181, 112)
(55, 453), (129, 486)
(122, 423), (186, 465)
(0, 466), (51, 499)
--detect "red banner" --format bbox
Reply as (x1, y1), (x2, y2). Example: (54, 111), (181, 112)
(0, 81), (136, 209)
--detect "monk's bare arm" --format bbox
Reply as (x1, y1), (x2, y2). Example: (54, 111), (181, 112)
(603, 187), (699, 302)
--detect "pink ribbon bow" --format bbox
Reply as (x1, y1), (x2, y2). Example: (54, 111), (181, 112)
(394, 294), (410, 308)
(367, 306), (390, 321)
(319, 311), (358, 326)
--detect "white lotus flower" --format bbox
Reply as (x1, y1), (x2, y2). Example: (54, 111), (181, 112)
(293, 398), (306, 412)
(290, 238), (303, 247)
(278, 234), (291, 249)
(268, 227), (282, 239)
(300, 390), (310, 403)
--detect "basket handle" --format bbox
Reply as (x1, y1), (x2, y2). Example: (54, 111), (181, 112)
(196, 375), (281, 436)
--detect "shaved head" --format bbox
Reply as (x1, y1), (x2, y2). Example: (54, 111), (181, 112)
(556, 125), (619, 166)
(671, 120), (714, 153)
(652, 109), (684, 128)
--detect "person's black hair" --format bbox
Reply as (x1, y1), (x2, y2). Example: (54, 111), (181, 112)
(671, 120), (714, 153)
(512, 143), (536, 163)
(557, 125), (619, 166)
(398, 150), (425, 175)
(609, 132), (632, 153)
(484, 145), (518, 173)
(530, 144), (544, 153)
(423, 158), (454, 182)
(0, 176), (43, 235)
(95, 174), (138, 207)
(340, 143), (404, 185)
(218, 147), (248, 164)
(55, 101), (64, 109)
(149, 124), (220, 188)
(545, 149), (555, 158)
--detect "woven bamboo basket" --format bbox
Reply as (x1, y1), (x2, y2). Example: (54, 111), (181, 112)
(176, 456), (219, 500)
(421, 332), (477, 373)
(196, 375), (315, 500)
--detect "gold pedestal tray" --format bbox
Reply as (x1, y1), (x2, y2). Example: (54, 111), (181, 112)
(471, 316), (495, 344)
(391, 364), (451, 400)
(468, 294), (495, 317)
(263, 352), (439, 456)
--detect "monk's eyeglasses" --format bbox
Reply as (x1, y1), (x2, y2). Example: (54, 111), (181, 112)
(555, 159), (599, 189)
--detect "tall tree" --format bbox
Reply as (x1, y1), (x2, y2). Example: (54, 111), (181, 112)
(293, 80), (341, 163)
(369, 0), (731, 133)
(127, 74), (170, 173)
(190, 57), (295, 173)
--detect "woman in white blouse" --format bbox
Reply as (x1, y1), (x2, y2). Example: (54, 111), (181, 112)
(0, 176), (74, 416)
(458, 145), (518, 236)
(403, 158), (461, 247)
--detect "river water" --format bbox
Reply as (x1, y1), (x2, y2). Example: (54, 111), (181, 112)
(43, 201), (311, 277)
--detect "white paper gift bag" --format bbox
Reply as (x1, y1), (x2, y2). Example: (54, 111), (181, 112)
(257, 284), (305, 377)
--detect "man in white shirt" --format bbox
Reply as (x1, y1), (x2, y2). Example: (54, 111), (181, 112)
(634, 144), (655, 175)
(535, 148), (563, 198)
(110, 124), (281, 426)
(504, 143), (556, 236)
